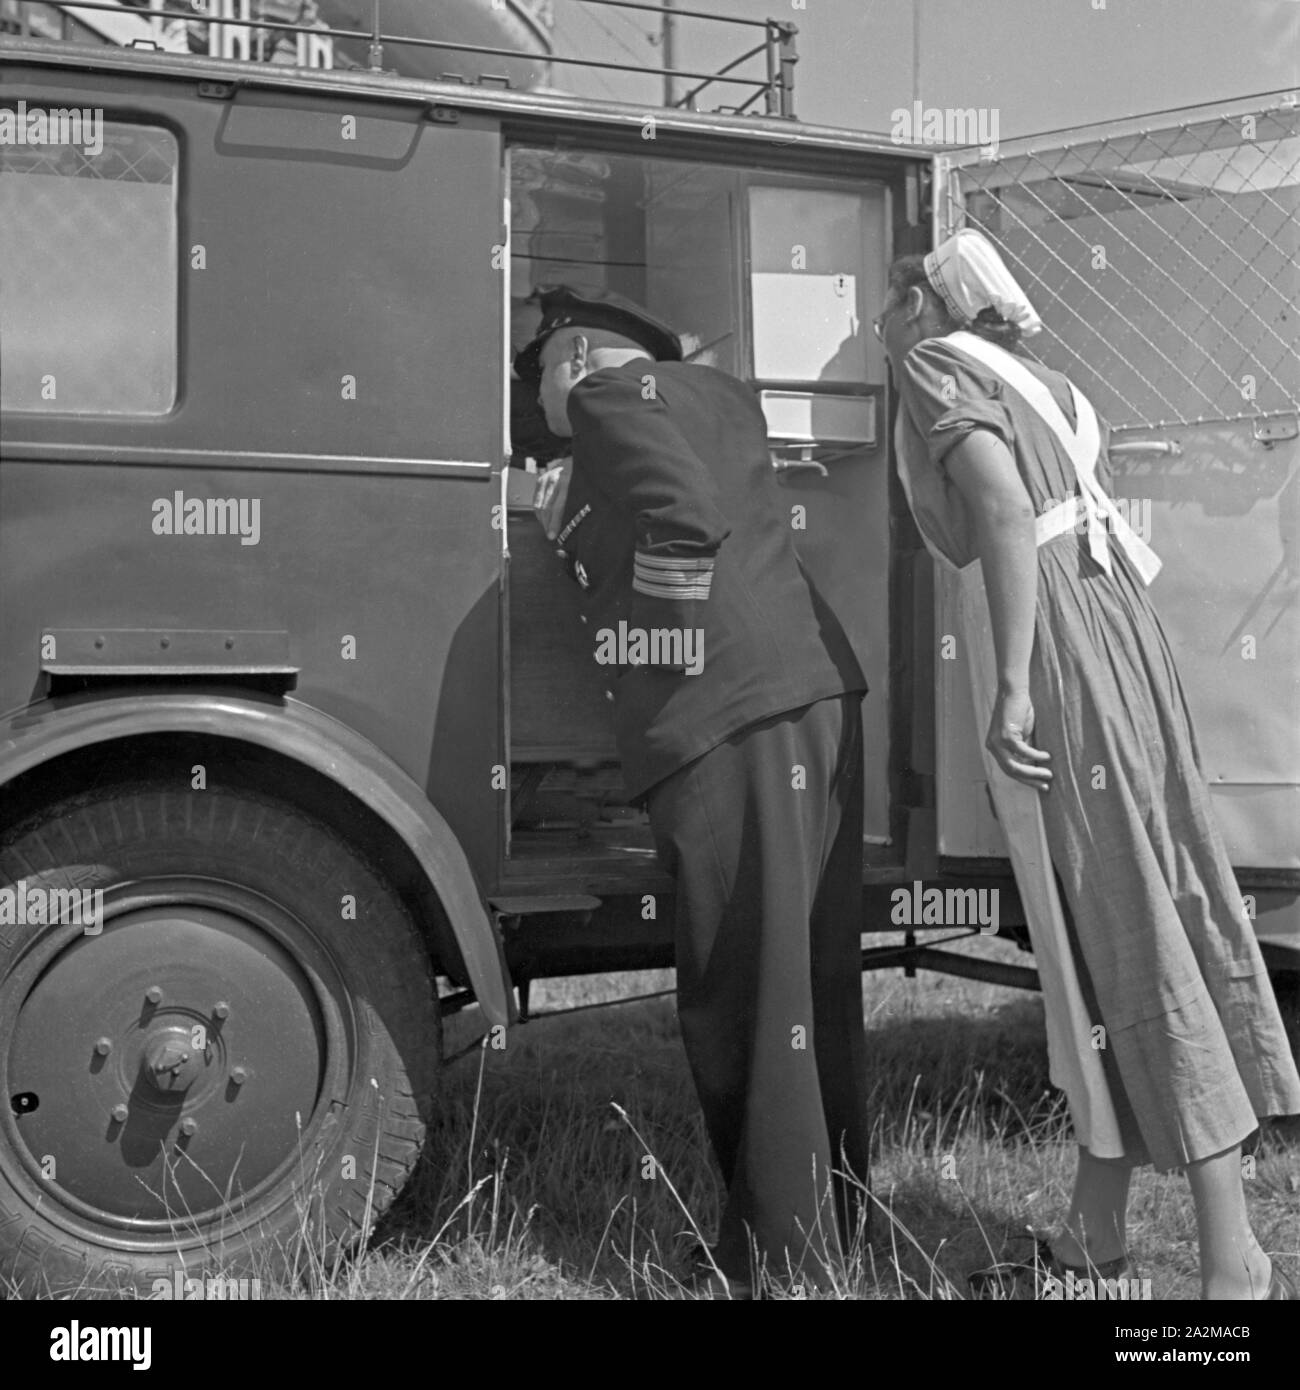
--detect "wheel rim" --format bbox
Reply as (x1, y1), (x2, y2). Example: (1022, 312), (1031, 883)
(3, 877), (354, 1246)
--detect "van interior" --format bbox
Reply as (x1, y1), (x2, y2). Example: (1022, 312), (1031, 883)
(502, 143), (893, 887)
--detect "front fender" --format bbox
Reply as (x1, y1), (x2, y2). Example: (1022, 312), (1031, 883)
(0, 688), (513, 1028)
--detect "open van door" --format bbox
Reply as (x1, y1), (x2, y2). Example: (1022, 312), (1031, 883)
(504, 140), (916, 891)
(930, 93), (1300, 970)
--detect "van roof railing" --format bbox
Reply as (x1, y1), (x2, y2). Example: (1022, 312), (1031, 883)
(2, 0), (799, 118)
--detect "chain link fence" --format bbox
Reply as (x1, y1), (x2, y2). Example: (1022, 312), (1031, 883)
(936, 94), (1299, 431)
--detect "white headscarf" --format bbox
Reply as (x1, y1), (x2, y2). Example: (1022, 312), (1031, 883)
(924, 228), (1043, 336)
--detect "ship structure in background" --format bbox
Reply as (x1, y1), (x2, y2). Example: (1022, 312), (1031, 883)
(0, 0), (555, 86)
(318, 0), (553, 86)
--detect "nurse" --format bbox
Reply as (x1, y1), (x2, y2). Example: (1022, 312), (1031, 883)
(880, 228), (1300, 1300)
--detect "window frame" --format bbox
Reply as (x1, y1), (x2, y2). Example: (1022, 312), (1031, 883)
(0, 110), (181, 418)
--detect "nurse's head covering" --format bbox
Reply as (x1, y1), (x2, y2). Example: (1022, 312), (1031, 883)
(924, 228), (1043, 336)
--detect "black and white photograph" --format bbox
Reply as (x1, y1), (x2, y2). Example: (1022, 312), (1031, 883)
(0, 0), (1296, 1356)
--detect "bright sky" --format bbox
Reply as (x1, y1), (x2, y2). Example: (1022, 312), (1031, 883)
(549, 0), (1299, 136)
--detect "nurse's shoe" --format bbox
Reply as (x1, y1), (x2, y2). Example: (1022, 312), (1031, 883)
(968, 1235), (1132, 1300)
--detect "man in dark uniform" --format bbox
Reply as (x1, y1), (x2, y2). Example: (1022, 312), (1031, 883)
(516, 286), (871, 1294)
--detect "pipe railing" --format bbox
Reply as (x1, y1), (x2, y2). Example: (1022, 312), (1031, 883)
(4, 0), (798, 116)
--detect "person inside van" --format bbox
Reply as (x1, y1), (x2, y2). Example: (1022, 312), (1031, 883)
(518, 285), (872, 1297)
(879, 228), (1300, 1300)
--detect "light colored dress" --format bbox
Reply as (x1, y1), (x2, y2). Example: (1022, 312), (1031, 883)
(894, 330), (1300, 1170)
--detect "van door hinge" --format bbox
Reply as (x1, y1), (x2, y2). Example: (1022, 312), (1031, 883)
(428, 105), (460, 125)
(197, 81), (236, 100)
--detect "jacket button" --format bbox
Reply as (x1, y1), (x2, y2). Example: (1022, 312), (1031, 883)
(604, 690), (614, 701)
(580, 615), (588, 625)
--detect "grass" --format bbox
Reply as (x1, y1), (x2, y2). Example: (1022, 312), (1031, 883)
(271, 933), (1300, 1300)
(9, 934), (1296, 1301)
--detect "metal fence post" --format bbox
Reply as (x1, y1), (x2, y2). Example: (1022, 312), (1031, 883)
(367, 0), (383, 71)
(777, 21), (798, 121)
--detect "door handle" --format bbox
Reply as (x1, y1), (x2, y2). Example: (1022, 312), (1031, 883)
(771, 457), (830, 478)
(1107, 440), (1182, 458)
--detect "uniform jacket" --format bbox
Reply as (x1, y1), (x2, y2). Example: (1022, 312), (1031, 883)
(555, 358), (867, 799)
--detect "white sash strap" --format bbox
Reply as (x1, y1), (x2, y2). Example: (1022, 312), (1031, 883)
(945, 332), (1162, 586)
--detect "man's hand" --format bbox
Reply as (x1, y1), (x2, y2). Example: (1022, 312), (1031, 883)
(532, 457), (573, 541)
(986, 687), (1052, 792)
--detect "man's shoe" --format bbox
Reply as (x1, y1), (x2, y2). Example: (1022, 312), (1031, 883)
(686, 1268), (755, 1300)
(679, 1241), (754, 1300)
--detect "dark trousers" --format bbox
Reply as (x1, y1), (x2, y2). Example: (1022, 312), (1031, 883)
(645, 693), (871, 1283)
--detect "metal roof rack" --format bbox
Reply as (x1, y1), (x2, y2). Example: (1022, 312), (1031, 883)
(2, 0), (799, 117)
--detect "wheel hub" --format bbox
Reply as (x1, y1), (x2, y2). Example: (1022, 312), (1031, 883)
(7, 897), (330, 1226)
(141, 1027), (204, 1092)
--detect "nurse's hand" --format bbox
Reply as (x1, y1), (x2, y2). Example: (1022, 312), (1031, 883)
(987, 688), (1052, 791)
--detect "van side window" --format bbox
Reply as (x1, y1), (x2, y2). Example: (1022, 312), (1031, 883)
(510, 148), (747, 388)
(508, 149), (887, 460)
(0, 119), (177, 414)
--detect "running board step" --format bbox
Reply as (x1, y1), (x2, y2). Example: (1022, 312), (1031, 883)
(489, 894), (603, 917)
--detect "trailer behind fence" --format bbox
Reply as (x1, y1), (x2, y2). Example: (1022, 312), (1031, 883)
(935, 93), (1298, 432)
(932, 93), (1300, 899)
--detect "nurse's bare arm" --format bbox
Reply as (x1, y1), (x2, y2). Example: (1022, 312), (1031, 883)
(944, 428), (1053, 792)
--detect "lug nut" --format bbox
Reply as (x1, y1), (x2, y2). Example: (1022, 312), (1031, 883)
(94, 1037), (113, 1056)
(179, 1117), (198, 1137)
(213, 1001), (230, 1020)
(229, 1066), (247, 1086)
(110, 1104), (128, 1124)
(145, 986), (163, 1005)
